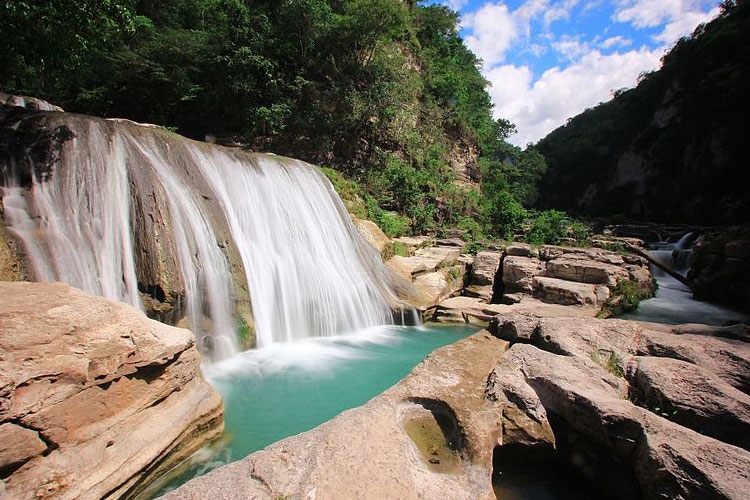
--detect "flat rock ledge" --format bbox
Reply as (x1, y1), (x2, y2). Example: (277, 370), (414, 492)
(164, 310), (750, 500)
(0, 282), (224, 500)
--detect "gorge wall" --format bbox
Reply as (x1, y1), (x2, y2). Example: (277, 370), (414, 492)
(536, 2), (750, 225)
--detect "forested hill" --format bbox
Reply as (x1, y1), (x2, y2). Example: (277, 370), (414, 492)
(1, 0), (547, 239)
(536, 0), (750, 226)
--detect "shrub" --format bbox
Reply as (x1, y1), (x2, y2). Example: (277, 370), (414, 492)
(526, 210), (590, 245)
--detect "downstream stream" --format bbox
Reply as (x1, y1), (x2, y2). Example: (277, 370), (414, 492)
(620, 237), (749, 325)
(143, 323), (479, 498)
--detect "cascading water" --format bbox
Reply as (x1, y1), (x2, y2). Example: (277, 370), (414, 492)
(188, 148), (395, 346)
(0, 111), (410, 360)
(620, 232), (749, 325)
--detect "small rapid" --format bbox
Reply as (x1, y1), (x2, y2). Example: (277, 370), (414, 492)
(620, 233), (749, 325)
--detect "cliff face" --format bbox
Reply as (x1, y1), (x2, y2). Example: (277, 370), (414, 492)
(536, 3), (750, 225)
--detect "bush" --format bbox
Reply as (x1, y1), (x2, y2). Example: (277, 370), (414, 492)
(526, 210), (590, 245)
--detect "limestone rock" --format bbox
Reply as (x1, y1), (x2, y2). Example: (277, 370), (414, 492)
(506, 243), (536, 257)
(386, 255), (439, 279)
(469, 250), (502, 287)
(353, 218), (391, 257)
(533, 276), (610, 307)
(544, 257), (623, 286)
(488, 343), (750, 500)
(0, 282), (224, 500)
(413, 267), (463, 307)
(502, 255), (544, 293)
(415, 245), (461, 266)
(0, 93), (64, 112)
(629, 356), (750, 450)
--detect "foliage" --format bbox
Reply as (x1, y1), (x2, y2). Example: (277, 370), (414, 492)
(1, 0), (556, 237)
(392, 241), (409, 257)
(597, 279), (654, 318)
(463, 241), (486, 255)
(526, 210), (590, 246)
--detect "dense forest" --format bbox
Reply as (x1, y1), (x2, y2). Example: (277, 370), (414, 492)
(536, 0), (750, 225)
(1, 0), (562, 242)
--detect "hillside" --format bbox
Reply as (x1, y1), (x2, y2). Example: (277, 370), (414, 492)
(536, 0), (750, 225)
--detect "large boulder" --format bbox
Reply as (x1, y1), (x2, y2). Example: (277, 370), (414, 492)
(0, 282), (223, 500)
(487, 343), (750, 500)
(628, 356), (750, 450)
(689, 226), (750, 311)
(533, 276), (610, 307)
(352, 218), (391, 258)
(464, 250), (503, 302)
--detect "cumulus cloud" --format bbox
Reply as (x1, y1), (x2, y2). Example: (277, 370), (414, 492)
(653, 6), (721, 44)
(486, 48), (664, 145)
(462, 0), (579, 65)
(463, 4), (518, 66)
(457, 0), (721, 145)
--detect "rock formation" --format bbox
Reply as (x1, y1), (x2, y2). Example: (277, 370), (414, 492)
(0, 282), (224, 500)
(381, 236), (653, 323)
(161, 309), (750, 500)
(689, 226), (750, 311)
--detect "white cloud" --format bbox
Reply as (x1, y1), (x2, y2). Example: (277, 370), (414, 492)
(600, 35), (633, 48)
(463, 4), (518, 66)
(544, 0), (581, 27)
(553, 35), (591, 60)
(653, 6), (721, 44)
(462, 1), (579, 66)
(486, 47), (664, 145)
(614, 0), (689, 28)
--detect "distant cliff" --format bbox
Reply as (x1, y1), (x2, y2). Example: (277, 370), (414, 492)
(536, 1), (750, 225)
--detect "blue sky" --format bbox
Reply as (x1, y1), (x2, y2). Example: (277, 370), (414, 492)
(425, 0), (723, 145)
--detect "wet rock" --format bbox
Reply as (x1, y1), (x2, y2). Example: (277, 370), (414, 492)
(0, 282), (224, 500)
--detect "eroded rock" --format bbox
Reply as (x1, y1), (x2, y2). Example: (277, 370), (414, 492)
(0, 282), (224, 500)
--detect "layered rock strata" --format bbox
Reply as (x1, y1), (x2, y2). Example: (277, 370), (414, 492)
(489, 313), (750, 498)
(384, 238), (653, 323)
(0, 282), (224, 500)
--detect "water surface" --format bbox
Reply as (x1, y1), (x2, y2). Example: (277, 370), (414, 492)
(145, 323), (478, 497)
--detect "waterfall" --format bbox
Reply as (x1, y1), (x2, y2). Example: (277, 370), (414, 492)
(0, 113), (408, 360)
